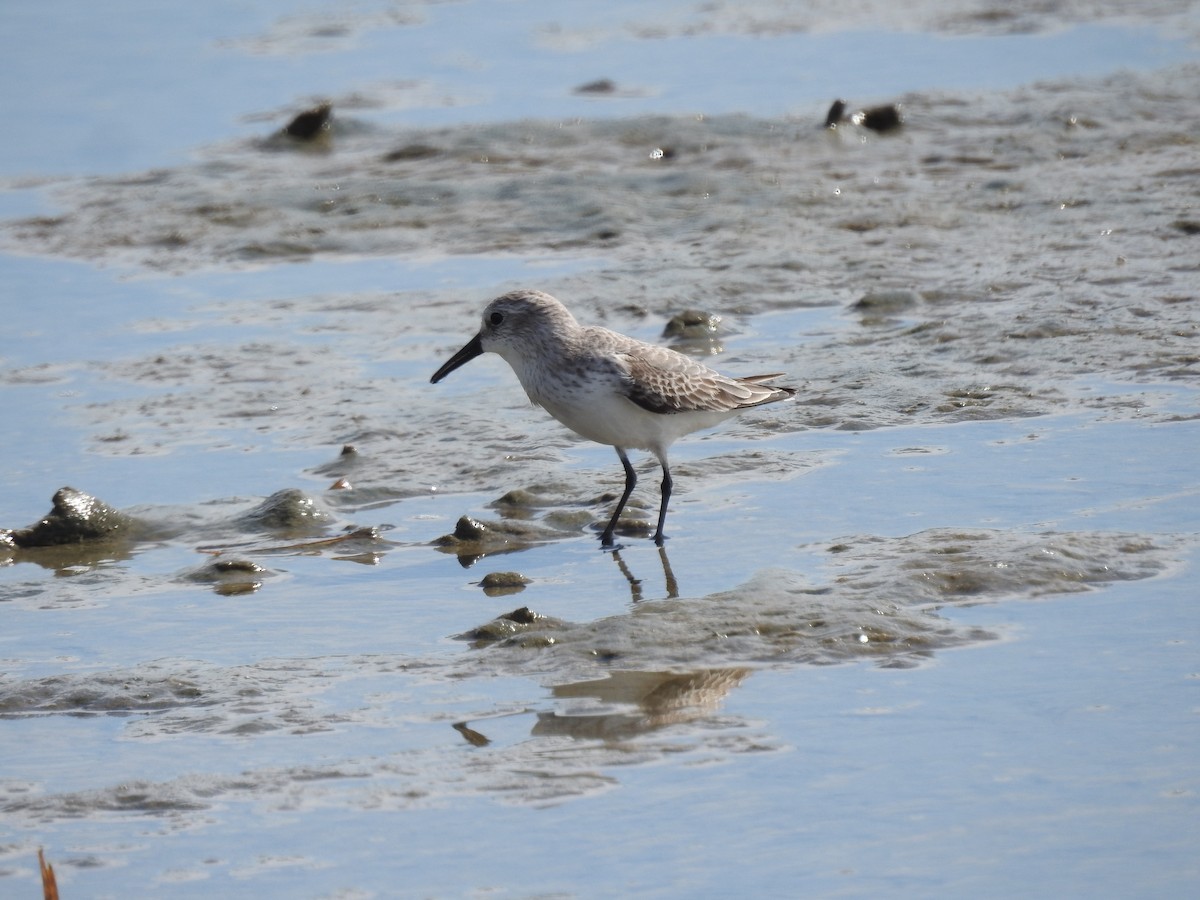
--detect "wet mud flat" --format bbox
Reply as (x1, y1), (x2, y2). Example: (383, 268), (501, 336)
(1, 488), (1188, 806)
(1, 36), (1199, 900)
(2, 58), (1196, 558)
(5, 62), (1198, 450)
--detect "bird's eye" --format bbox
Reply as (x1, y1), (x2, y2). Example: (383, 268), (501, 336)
(489, 311), (504, 327)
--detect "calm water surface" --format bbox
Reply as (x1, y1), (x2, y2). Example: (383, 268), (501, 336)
(2, 1), (1198, 897)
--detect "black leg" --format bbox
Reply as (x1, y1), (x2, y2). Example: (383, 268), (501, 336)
(653, 464), (672, 546)
(601, 447), (637, 547)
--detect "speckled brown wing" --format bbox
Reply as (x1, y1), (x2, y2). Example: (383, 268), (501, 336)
(619, 347), (795, 414)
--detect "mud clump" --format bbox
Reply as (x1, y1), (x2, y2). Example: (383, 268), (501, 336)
(1, 487), (137, 549)
(185, 558), (269, 596)
(478, 571), (532, 596)
(283, 102), (333, 140)
(236, 488), (330, 534)
(457, 606), (565, 647)
(434, 514), (569, 565)
(824, 98), (903, 132)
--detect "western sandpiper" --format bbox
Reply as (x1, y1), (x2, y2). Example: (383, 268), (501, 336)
(431, 289), (795, 546)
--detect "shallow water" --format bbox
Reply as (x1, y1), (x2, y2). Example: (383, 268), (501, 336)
(2, 1), (1199, 897)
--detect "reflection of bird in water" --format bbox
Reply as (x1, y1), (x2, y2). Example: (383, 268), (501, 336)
(431, 290), (794, 546)
(612, 545), (678, 602)
(531, 669), (751, 740)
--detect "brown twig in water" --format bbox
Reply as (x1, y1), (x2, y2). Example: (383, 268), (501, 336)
(39, 849), (59, 900)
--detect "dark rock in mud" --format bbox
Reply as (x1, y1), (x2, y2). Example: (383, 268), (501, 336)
(478, 571), (532, 596)
(2, 485), (373, 577)
(457, 606), (565, 647)
(451, 515), (488, 541)
(191, 558), (266, 577)
(491, 488), (545, 510)
(662, 309), (722, 340)
(489, 484), (581, 521)
(824, 99), (848, 129)
(284, 102), (333, 140)
(1, 487), (138, 549)
(434, 514), (566, 565)
(492, 484), (632, 526)
(856, 104), (903, 133)
(500, 606), (539, 625)
(574, 78), (617, 95)
(824, 99), (903, 133)
(236, 488), (330, 534)
(185, 558), (268, 596)
(852, 289), (921, 314)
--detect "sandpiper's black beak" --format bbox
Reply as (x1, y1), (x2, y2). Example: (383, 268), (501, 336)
(430, 332), (484, 384)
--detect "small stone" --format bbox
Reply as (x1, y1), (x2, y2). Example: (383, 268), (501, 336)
(209, 559), (265, 575)
(500, 606), (539, 624)
(478, 572), (531, 596)
(238, 488), (329, 532)
(854, 104), (903, 133)
(662, 309), (722, 339)
(574, 78), (617, 95)
(7, 487), (136, 548)
(284, 102), (333, 140)
(825, 99), (903, 133)
(824, 99), (847, 128)
(852, 290), (920, 313)
(456, 605), (562, 643)
(454, 516), (488, 540)
(185, 557), (267, 596)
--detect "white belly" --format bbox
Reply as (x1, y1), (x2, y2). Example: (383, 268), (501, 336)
(537, 380), (732, 454)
